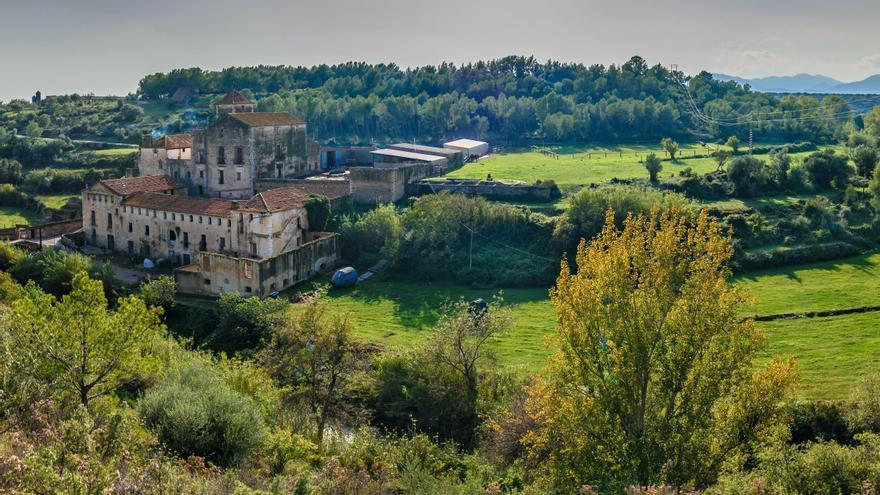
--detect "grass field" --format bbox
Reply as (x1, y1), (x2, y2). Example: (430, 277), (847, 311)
(737, 253), (880, 316)
(0, 206), (43, 228)
(312, 252), (880, 400)
(760, 312), (880, 400)
(36, 194), (78, 209)
(92, 148), (137, 156)
(446, 146), (822, 189)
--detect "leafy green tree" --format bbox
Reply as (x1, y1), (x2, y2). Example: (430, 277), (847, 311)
(526, 208), (799, 491)
(2, 272), (165, 408)
(726, 135), (741, 154)
(870, 163), (880, 212)
(850, 145), (879, 178)
(209, 292), (287, 353)
(139, 360), (265, 467)
(643, 153), (662, 182)
(0, 159), (23, 184)
(660, 137), (679, 161)
(25, 120), (42, 138)
(138, 275), (177, 314)
(845, 372), (880, 434)
(304, 194), (331, 231)
(259, 298), (367, 443)
(712, 149), (732, 172)
(727, 156), (769, 197)
(804, 149), (854, 189)
(768, 149), (793, 186)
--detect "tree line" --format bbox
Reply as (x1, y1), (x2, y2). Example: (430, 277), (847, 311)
(139, 56), (855, 144)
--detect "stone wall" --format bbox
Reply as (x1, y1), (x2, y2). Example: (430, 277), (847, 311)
(410, 178), (554, 201)
(348, 162), (436, 204)
(175, 232), (340, 297)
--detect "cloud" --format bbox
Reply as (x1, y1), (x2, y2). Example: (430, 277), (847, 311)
(858, 54), (880, 71)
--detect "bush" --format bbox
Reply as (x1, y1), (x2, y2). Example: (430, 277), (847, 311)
(804, 149), (854, 189)
(0, 242), (26, 270)
(727, 156), (769, 197)
(207, 292), (287, 353)
(138, 361), (266, 467)
(8, 249), (118, 298)
(304, 194), (330, 231)
(138, 275), (177, 314)
(339, 204), (404, 265)
(734, 242), (862, 272)
(846, 373), (880, 435)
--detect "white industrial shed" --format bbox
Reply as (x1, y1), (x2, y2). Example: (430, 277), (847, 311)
(444, 139), (489, 158)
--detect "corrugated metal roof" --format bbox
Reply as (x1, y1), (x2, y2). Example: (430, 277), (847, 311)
(444, 139), (488, 149)
(370, 149), (446, 162)
(388, 143), (461, 157)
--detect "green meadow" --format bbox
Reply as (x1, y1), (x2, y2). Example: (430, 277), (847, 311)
(315, 251), (880, 400)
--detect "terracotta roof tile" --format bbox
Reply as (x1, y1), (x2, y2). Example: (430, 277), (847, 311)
(218, 90), (253, 105)
(154, 134), (192, 150)
(100, 176), (185, 196)
(123, 192), (235, 217)
(229, 112), (304, 127)
(238, 187), (311, 213)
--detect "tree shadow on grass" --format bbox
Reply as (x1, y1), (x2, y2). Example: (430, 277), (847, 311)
(327, 273), (551, 333)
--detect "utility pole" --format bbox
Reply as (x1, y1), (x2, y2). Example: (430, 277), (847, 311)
(749, 125), (754, 155)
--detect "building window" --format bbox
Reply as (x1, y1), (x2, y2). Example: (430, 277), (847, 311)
(197, 151), (205, 164)
(275, 144), (284, 159)
(218, 147), (226, 165)
(219, 170), (225, 185)
(183, 232), (189, 249)
(199, 234), (206, 251)
(251, 242), (257, 256)
(234, 147), (243, 165)
(163, 212), (167, 219)
(107, 213), (112, 229)
(169, 230), (176, 241)
(198, 216), (203, 224)
(219, 237), (225, 251)
(90, 210), (96, 226)
(189, 215), (193, 222)
(145, 225), (150, 236)
(208, 217), (212, 225)
(186, 171), (191, 179)
(128, 222), (132, 233)
(236, 171), (242, 181)
(199, 170), (204, 179)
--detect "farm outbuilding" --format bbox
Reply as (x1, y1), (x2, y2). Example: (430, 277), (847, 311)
(388, 143), (464, 167)
(444, 139), (489, 159)
(370, 148), (448, 167)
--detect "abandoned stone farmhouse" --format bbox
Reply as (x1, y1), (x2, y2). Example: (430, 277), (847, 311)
(79, 90), (487, 297)
(81, 91), (338, 297)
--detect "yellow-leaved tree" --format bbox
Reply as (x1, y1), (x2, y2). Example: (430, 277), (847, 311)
(524, 208), (799, 493)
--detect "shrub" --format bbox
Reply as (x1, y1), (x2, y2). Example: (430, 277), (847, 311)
(734, 242), (861, 272)
(339, 203), (403, 264)
(8, 249), (118, 298)
(727, 156), (769, 197)
(804, 150), (854, 189)
(0, 242), (26, 270)
(845, 373), (880, 435)
(304, 194), (331, 231)
(138, 275), (177, 314)
(138, 361), (265, 467)
(207, 292), (287, 353)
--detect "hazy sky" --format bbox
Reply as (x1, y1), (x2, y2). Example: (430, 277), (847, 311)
(2, 0), (879, 101)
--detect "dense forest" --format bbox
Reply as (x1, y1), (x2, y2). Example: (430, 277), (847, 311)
(137, 56), (858, 144)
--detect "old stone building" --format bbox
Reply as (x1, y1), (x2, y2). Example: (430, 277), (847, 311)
(81, 175), (338, 297)
(139, 91), (320, 199)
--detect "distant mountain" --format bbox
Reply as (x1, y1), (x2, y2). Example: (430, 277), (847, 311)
(712, 73), (844, 93)
(829, 75), (880, 94)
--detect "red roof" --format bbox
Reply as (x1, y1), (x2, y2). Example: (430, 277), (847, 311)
(228, 112), (304, 127)
(237, 187), (311, 213)
(99, 176), (185, 196)
(218, 90), (253, 105)
(154, 134), (192, 150)
(123, 192), (235, 217)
